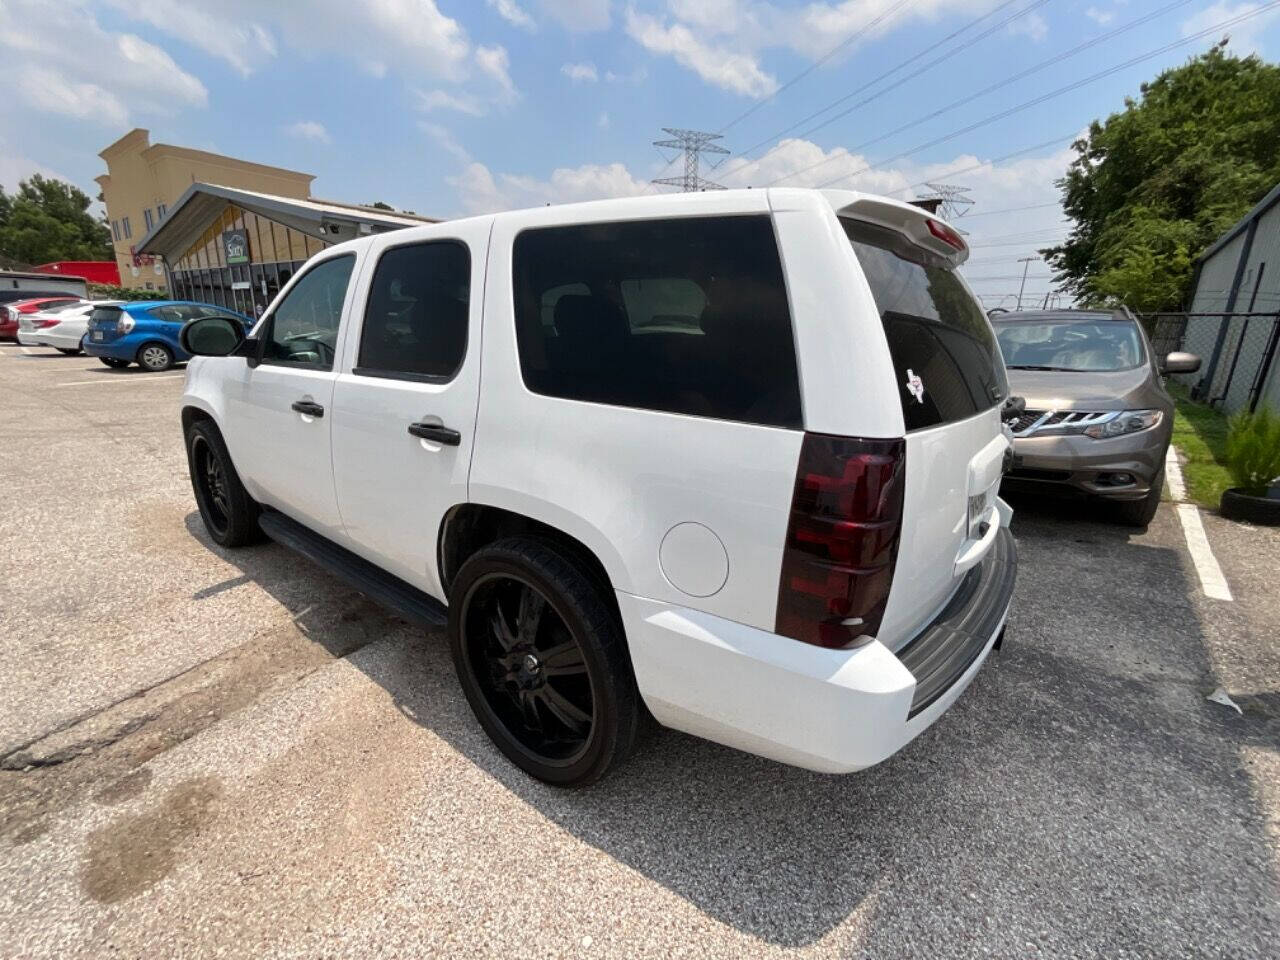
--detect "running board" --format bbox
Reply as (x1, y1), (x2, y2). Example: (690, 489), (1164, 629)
(257, 508), (448, 629)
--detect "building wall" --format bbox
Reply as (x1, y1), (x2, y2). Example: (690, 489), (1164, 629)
(95, 129), (314, 292)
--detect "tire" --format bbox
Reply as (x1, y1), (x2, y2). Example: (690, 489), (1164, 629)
(185, 419), (262, 547)
(1113, 470), (1163, 527)
(57, 347), (81, 356)
(449, 537), (640, 786)
(99, 357), (130, 368)
(137, 342), (174, 372)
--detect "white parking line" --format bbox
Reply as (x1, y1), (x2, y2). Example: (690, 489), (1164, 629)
(1165, 445), (1187, 501)
(56, 374), (185, 387)
(19, 346), (34, 356)
(1176, 503), (1233, 601)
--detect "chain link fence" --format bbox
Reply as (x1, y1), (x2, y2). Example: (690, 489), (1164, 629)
(1142, 311), (1280, 415)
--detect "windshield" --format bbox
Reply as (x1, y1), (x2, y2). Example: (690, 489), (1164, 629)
(844, 218), (1007, 431)
(995, 318), (1146, 372)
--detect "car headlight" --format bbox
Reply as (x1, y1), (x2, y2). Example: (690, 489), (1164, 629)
(1083, 409), (1162, 439)
(118, 314), (135, 333)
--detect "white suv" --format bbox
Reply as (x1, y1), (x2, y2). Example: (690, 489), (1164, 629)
(180, 189), (1017, 786)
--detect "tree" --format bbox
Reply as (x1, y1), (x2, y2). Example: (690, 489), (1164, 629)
(0, 174), (113, 265)
(1045, 48), (1280, 312)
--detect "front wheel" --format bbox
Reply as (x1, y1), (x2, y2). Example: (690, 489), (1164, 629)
(1113, 470), (1163, 527)
(98, 357), (130, 368)
(185, 419), (262, 547)
(138, 342), (174, 372)
(449, 538), (640, 786)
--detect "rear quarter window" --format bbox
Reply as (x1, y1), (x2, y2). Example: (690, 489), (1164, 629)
(512, 215), (802, 429)
(844, 219), (1007, 431)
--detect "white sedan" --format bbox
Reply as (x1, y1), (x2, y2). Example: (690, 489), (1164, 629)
(17, 300), (122, 354)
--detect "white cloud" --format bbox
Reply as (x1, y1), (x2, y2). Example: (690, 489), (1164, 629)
(449, 160), (649, 214)
(419, 122), (471, 163)
(604, 66), (648, 83)
(284, 120), (332, 144)
(475, 44), (519, 102)
(1181, 2), (1278, 55)
(416, 88), (489, 116)
(625, 9), (778, 98)
(1008, 11), (1048, 41)
(488, 0), (537, 30)
(0, 1), (207, 127)
(0, 143), (72, 193)
(1085, 6), (1114, 26)
(562, 61), (600, 82)
(539, 0), (612, 31)
(102, 0), (275, 77)
(598, 111), (611, 129)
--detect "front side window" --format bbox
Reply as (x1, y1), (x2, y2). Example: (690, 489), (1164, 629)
(357, 240), (470, 380)
(844, 218), (1007, 431)
(149, 304), (225, 323)
(261, 254), (355, 369)
(994, 317), (1146, 373)
(512, 215), (801, 428)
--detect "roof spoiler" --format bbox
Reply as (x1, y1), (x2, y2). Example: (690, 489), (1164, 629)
(830, 195), (970, 266)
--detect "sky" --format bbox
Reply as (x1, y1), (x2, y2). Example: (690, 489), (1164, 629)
(1, 0), (1278, 307)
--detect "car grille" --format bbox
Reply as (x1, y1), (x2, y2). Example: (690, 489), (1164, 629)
(1010, 409), (1111, 437)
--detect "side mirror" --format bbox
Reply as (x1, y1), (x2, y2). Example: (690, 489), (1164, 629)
(180, 316), (246, 357)
(1162, 351), (1201, 375)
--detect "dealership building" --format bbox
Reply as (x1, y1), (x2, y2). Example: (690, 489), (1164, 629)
(135, 182), (432, 317)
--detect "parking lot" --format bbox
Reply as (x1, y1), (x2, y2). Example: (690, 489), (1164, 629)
(1, 342), (1277, 958)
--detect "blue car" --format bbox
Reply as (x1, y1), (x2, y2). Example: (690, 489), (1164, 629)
(84, 301), (254, 371)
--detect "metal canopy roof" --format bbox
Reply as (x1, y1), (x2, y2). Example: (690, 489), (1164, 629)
(135, 182), (436, 262)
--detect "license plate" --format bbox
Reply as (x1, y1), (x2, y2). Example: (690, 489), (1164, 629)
(92, 330), (103, 341)
(968, 492), (988, 538)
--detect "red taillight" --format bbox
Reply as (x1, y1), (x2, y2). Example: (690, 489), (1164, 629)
(35, 317), (60, 329)
(775, 433), (905, 649)
(927, 218), (965, 251)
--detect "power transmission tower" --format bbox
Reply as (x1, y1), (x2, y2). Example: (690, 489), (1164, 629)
(652, 128), (730, 192)
(917, 183), (974, 222)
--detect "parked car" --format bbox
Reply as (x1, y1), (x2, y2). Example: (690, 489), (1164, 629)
(994, 308), (1200, 526)
(84, 301), (254, 371)
(178, 189), (1017, 786)
(1, 296), (82, 341)
(17, 300), (120, 354)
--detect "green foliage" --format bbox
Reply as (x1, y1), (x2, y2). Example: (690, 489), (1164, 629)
(88, 283), (167, 302)
(0, 174), (113, 265)
(1046, 48), (1280, 311)
(1224, 408), (1280, 496)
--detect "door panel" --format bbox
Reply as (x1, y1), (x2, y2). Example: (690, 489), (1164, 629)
(330, 224), (490, 599)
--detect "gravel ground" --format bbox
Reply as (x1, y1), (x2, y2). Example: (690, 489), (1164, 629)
(1, 342), (1277, 958)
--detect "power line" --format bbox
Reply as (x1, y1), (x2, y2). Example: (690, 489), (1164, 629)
(817, 0), (1202, 165)
(961, 201), (1063, 219)
(735, 0), (1033, 158)
(800, 0), (1280, 190)
(720, 0), (920, 134)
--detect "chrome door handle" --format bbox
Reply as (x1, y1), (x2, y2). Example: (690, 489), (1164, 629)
(291, 400), (324, 418)
(408, 421), (461, 445)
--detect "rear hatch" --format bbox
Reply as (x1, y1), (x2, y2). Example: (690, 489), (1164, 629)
(840, 212), (1010, 649)
(86, 306), (124, 343)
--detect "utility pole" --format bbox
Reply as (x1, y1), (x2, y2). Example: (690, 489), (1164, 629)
(652, 128), (730, 192)
(1016, 256), (1037, 310)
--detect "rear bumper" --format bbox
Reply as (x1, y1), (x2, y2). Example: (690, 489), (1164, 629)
(83, 335), (141, 361)
(619, 528), (1017, 774)
(16, 329), (49, 346)
(1004, 428), (1167, 501)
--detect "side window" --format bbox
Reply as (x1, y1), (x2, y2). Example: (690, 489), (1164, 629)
(356, 241), (470, 380)
(262, 254), (355, 369)
(512, 215), (801, 428)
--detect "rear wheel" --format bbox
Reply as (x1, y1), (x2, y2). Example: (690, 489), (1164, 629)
(138, 342), (174, 372)
(449, 538), (639, 786)
(185, 419), (262, 547)
(57, 347), (81, 356)
(1113, 470), (1163, 527)
(98, 357), (130, 369)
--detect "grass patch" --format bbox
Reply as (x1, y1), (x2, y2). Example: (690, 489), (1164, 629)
(1168, 382), (1233, 508)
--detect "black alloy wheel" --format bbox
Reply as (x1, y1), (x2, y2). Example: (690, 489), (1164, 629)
(449, 538), (640, 786)
(191, 433), (230, 537)
(184, 419), (262, 548)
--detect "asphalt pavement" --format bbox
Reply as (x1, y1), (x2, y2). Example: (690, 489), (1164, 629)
(1, 342), (1277, 959)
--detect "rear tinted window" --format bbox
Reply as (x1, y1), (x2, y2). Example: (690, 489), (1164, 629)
(512, 215), (801, 428)
(90, 307), (123, 324)
(844, 219), (1007, 431)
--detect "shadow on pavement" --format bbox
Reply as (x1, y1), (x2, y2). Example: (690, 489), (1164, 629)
(183, 503), (1280, 953)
